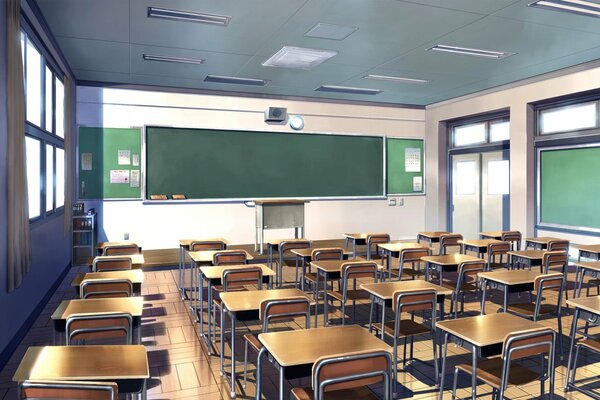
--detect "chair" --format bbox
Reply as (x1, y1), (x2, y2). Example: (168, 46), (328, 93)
(276, 240), (311, 288)
(446, 260), (485, 318)
(548, 240), (569, 252)
(66, 312), (133, 345)
(80, 278), (132, 299)
(486, 242), (511, 271)
(92, 256), (132, 272)
(439, 233), (463, 255)
(190, 240), (226, 252)
(391, 248), (431, 281)
(367, 234), (390, 261)
(505, 273), (564, 359)
(372, 289), (438, 394)
(566, 319), (600, 391)
(291, 350), (393, 400)
(103, 244), (139, 256)
(303, 248), (344, 296)
(213, 250), (247, 266)
(327, 261), (378, 325)
(242, 297), (311, 387)
(501, 231), (522, 251)
(452, 328), (556, 400)
(19, 380), (118, 400)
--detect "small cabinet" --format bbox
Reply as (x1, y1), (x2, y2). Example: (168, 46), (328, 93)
(72, 212), (97, 266)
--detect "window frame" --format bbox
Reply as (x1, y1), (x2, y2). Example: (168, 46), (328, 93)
(535, 91), (600, 141)
(448, 111), (510, 150)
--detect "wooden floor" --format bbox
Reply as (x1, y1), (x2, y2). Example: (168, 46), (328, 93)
(1, 244), (600, 399)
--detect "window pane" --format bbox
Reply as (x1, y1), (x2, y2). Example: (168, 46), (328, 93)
(453, 123), (486, 147)
(55, 77), (65, 138)
(487, 160), (510, 195)
(20, 32), (25, 72)
(540, 102), (597, 134)
(56, 147), (65, 208)
(25, 137), (41, 219)
(490, 121), (509, 142)
(455, 160), (476, 195)
(25, 40), (42, 127)
(46, 144), (54, 212)
(45, 66), (53, 132)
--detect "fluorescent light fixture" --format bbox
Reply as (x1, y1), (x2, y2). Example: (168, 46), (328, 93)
(315, 85), (382, 95)
(142, 54), (205, 65)
(147, 6), (231, 26)
(528, 0), (600, 17)
(428, 44), (515, 59)
(304, 23), (358, 40)
(204, 75), (269, 86)
(263, 46), (338, 70)
(364, 74), (430, 84)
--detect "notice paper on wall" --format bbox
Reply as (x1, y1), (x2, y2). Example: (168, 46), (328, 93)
(405, 148), (421, 172)
(132, 154), (140, 166)
(130, 170), (140, 187)
(413, 176), (423, 192)
(118, 149), (131, 165)
(110, 170), (130, 184)
(81, 153), (93, 171)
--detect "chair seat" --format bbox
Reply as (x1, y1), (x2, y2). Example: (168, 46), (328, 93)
(456, 358), (541, 388)
(327, 289), (370, 302)
(243, 333), (263, 352)
(578, 337), (600, 353)
(506, 303), (556, 317)
(291, 386), (379, 400)
(372, 319), (429, 338)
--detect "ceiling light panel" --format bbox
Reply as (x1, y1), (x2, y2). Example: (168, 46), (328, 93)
(528, 0), (600, 17)
(263, 46), (338, 70)
(304, 23), (358, 40)
(204, 75), (269, 86)
(143, 54), (205, 65)
(315, 85), (382, 95)
(147, 7), (231, 26)
(427, 44), (515, 59)
(364, 74), (430, 84)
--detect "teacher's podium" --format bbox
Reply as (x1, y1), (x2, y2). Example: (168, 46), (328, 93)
(254, 200), (308, 254)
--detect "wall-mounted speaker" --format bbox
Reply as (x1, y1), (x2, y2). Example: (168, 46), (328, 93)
(264, 107), (287, 123)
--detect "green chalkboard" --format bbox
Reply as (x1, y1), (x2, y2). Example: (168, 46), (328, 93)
(78, 127), (142, 199)
(145, 127), (384, 199)
(386, 138), (425, 195)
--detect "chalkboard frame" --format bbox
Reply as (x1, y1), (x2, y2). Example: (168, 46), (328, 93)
(143, 125), (389, 202)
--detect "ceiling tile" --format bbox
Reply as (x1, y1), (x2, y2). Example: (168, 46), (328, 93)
(398, 0), (521, 14)
(57, 37), (130, 74)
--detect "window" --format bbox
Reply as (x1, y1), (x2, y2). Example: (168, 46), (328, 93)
(451, 117), (510, 148)
(45, 144), (54, 212)
(56, 148), (65, 208)
(453, 123), (486, 147)
(45, 66), (53, 132)
(490, 120), (510, 142)
(539, 102), (597, 135)
(55, 77), (64, 138)
(25, 137), (41, 219)
(25, 39), (42, 127)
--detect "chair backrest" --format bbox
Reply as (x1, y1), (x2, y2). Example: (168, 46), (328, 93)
(19, 380), (118, 400)
(213, 250), (247, 266)
(280, 240), (311, 255)
(547, 240), (569, 252)
(190, 240), (226, 251)
(103, 244), (139, 256)
(501, 231), (522, 251)
(502, 328), (555, 362)
(311, 247), (344, 261)
(222, 266), (263, 290)
(312, 350), (392, 399)
(399, 248), (431, 264)
(392, 289), (437, 315)
(368, 234), (390, 246)
(487, 242), (511, 270)
(259, 296), (311, 330)
(534, 272), (564, 294)
(542, 251), (568, 274)
(342, 261), (378, 281)
(92, 257), (132, 272)
(440, 234), (463, 254)
(80, 279), (133, 299)
(66, 312), (132, 345)
(456, 260), (485, 292)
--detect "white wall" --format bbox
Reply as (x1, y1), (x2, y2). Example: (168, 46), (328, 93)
(77, 86), (426, 249)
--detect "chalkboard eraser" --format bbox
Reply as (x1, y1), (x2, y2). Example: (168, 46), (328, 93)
(150, 194), (168, 200)
(172, 194), (187, 200)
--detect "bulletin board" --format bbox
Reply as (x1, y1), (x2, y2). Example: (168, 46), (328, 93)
(386, 137), (425, 195)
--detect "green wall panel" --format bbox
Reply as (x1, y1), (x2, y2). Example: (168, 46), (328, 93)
(386, 138), (425, 195)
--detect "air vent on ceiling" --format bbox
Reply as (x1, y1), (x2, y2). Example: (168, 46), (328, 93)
(143, 54), (205, 65)
(304, 23), (358, 40)
(364, 74), (430, 84)
(528, 0), (600, 18)
(147, 6), (231, 26)
(428, 44), (515, 59)
(204, 75), (269, 86)
(262, 46), (338, 70)
(315, 85), (382, 95)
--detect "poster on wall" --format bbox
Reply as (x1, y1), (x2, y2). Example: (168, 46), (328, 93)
(81, 153), (93, 170)
(130, 170), (140, 187)
(110, 170), (130, 184)
(118, 149), (131, 165)
(405, 148), (421, 172)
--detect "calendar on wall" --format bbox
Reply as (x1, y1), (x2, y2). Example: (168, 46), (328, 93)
(405, 148), (421, 172)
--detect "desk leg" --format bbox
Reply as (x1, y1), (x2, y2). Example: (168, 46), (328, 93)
(315, 268), (319, 328)
(199, 271), (204, 337)
(565, 308), (580, 390)
(208, 282), (213, 353)
(352, 239), (357, 259)
(279, 365), (285, 400)
(220, 305), (225, 375)
(323, 271), (329, 327)
(381, 300), (386, 341)
(230, 312), (237, 399)
(368, 295), (374, 333)
(471, 344), (478, 400)
(502, 284), (508, 312)
(439, 333), (449, 400)
(575, 266), (583, 299)
(387, 251), (392, 281)
(179, 246), (184, 299)
(255, 347), (266, 400)
(481, 279), (487, 315)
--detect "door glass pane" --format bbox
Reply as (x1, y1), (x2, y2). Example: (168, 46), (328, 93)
(26, 40), (42, 127)
(540, 102), (596, 134)
(25, 136), (41, 219)
(455, 161), (476, 194)
(56, 147), (65, 208)
(55, 77), (65, 138)
(452, 155), (481, 240)
(453, 123), (486, 147)
(45, 66), (53, 132)
(490, 121), (509, 142)
(46, 144), (54, 212)
(487, 160), (510, 195)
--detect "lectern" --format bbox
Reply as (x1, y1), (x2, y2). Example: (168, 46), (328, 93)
(254, 200), (308, 254)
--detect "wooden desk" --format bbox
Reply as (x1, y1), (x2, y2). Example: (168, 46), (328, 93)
(576, 244), (600, 261)
(265, 238), (312, 287)
(97, 241), (141, 255)
(91, 254), (145, 270)
(479, 231), (507, 240)
(13, 345), (149, 396)
(524, 236), (566, 250)
(344, 232), (388, 258)
(258, 325), (392, 400)
(572, 261), (600, 298)
(377, 242), (429, 279)
(71, 270), (144, 296)
(291, 247), (353, 291)
(421, 254), (483, 284)
(51, 297), (144, 344)
(507, 250), (545, 271)
(478, 270), (545, 314)
(178, 238), (229, 301)
(437, 313), (544, 400)
(255, 200), (308, 254)
(416, 231), (450, 246)
(219, 288), (313, 399)
(459, 239), (500, 257)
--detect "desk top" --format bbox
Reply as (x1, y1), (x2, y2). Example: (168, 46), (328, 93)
(524, 237), (567, 245)
(377, 242), (428, 252)
(13, 345), (149, 381)
(254, 200), (309, 205)
(188, 249), (254, 264)
(259, 325), (392, 367)
(567, 295), (600, 315)
(92, 254), (145, 266)
(480, 231), (506, 239)
(344, 233), (388, 240)
(576, 244), (600, 254)
(507, 250), (545, 260)
(220, 288), (313, 313)
(199, 264), (275, 280)
(51, 297), (144, 320)
(178, 238), (229, 248)
(97, 241), (140, 250)
(266, 238), (311, 247)
(573, 261), (600, 272)
(478, 270), (545, 285)
(436, 313), (545, 347)
(421, 254), (483, 266)
(311, 260), (384, 273)
(459, 239), (501, 248)
(71, 270), (145, 287)
(361, 280), (453, 299)
(417, 231), (451, 239)
(290, 248), (353, 258)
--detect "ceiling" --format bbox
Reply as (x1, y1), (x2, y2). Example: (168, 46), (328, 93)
(35, 0), (600, 106)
